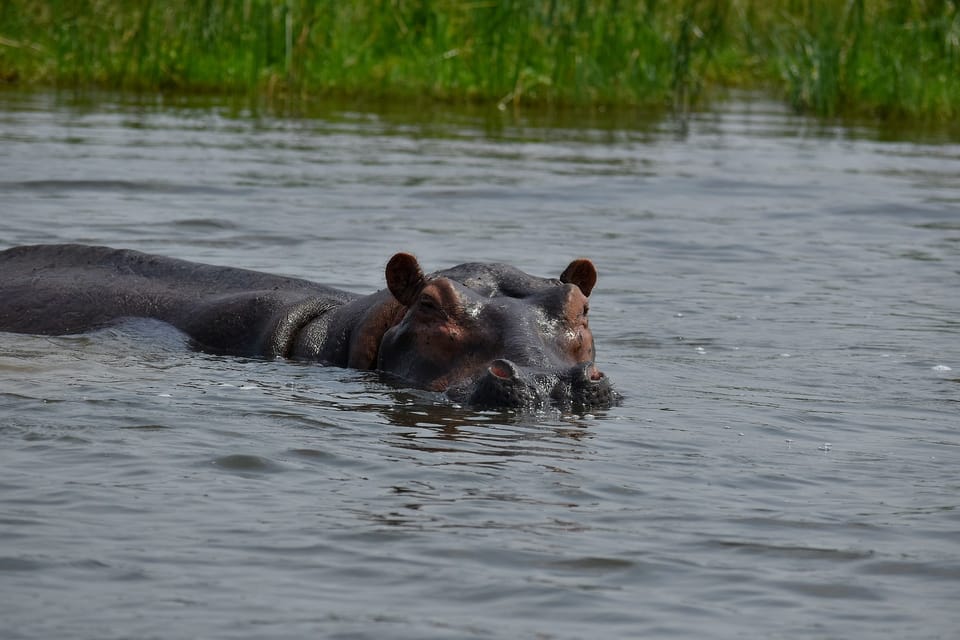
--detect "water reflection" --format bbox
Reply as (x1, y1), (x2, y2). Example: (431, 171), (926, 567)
(4, 86), (960, 151)
(282, 377), (597, 459)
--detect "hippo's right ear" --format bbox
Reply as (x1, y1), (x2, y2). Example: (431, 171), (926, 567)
(386, 252), (426, 307)
(560, 258), (598, 297)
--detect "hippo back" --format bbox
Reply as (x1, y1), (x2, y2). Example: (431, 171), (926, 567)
(0, 244), (354, 356)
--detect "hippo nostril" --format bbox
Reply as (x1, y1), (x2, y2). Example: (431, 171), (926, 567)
(489, 358), (518, 381)
(574, 361), (604, 384)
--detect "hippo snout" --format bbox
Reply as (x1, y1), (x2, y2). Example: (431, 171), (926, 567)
(558, 362), (621, 411)
(455, 359), (619, 412)
(462, 359), (548, 409)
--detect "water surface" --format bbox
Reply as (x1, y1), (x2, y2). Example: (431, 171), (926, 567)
(1, 91), (958, 639)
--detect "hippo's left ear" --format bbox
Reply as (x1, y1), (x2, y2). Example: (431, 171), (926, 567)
(560, 258), (597, 297)
(386, 252), (427, 306)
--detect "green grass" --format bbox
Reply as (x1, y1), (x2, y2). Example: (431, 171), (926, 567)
(1, 1), (958, 121)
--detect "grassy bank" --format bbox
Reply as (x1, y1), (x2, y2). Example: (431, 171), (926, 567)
(1, 1), (958, 120)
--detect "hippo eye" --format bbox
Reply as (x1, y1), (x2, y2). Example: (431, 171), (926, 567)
(418, 293), (445, 318)
(583, 304), (589, 317)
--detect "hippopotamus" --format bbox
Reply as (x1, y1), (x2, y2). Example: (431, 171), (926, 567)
(0, 244), (619, 411)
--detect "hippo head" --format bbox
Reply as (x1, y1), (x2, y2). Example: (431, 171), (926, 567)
(373, 253), (620, 412)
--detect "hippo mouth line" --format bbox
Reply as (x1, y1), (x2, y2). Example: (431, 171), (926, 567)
(448, 358), (621, 412)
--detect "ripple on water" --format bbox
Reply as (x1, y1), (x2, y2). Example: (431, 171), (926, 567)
(0, 556), (48, 572)
(210, 454), (287, 473)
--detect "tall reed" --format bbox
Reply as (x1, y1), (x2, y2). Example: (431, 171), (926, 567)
(1, 1), (957, 120)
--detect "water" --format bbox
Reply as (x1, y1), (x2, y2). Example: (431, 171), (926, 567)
(1, 90), (958, 639)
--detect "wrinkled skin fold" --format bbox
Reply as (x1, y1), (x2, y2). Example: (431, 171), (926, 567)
(0, 244), (620, 411)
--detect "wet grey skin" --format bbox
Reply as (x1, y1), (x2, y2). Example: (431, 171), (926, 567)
(0, 244), (620, 411)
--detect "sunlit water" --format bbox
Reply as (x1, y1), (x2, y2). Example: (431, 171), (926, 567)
(1, 91), (958, 639)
